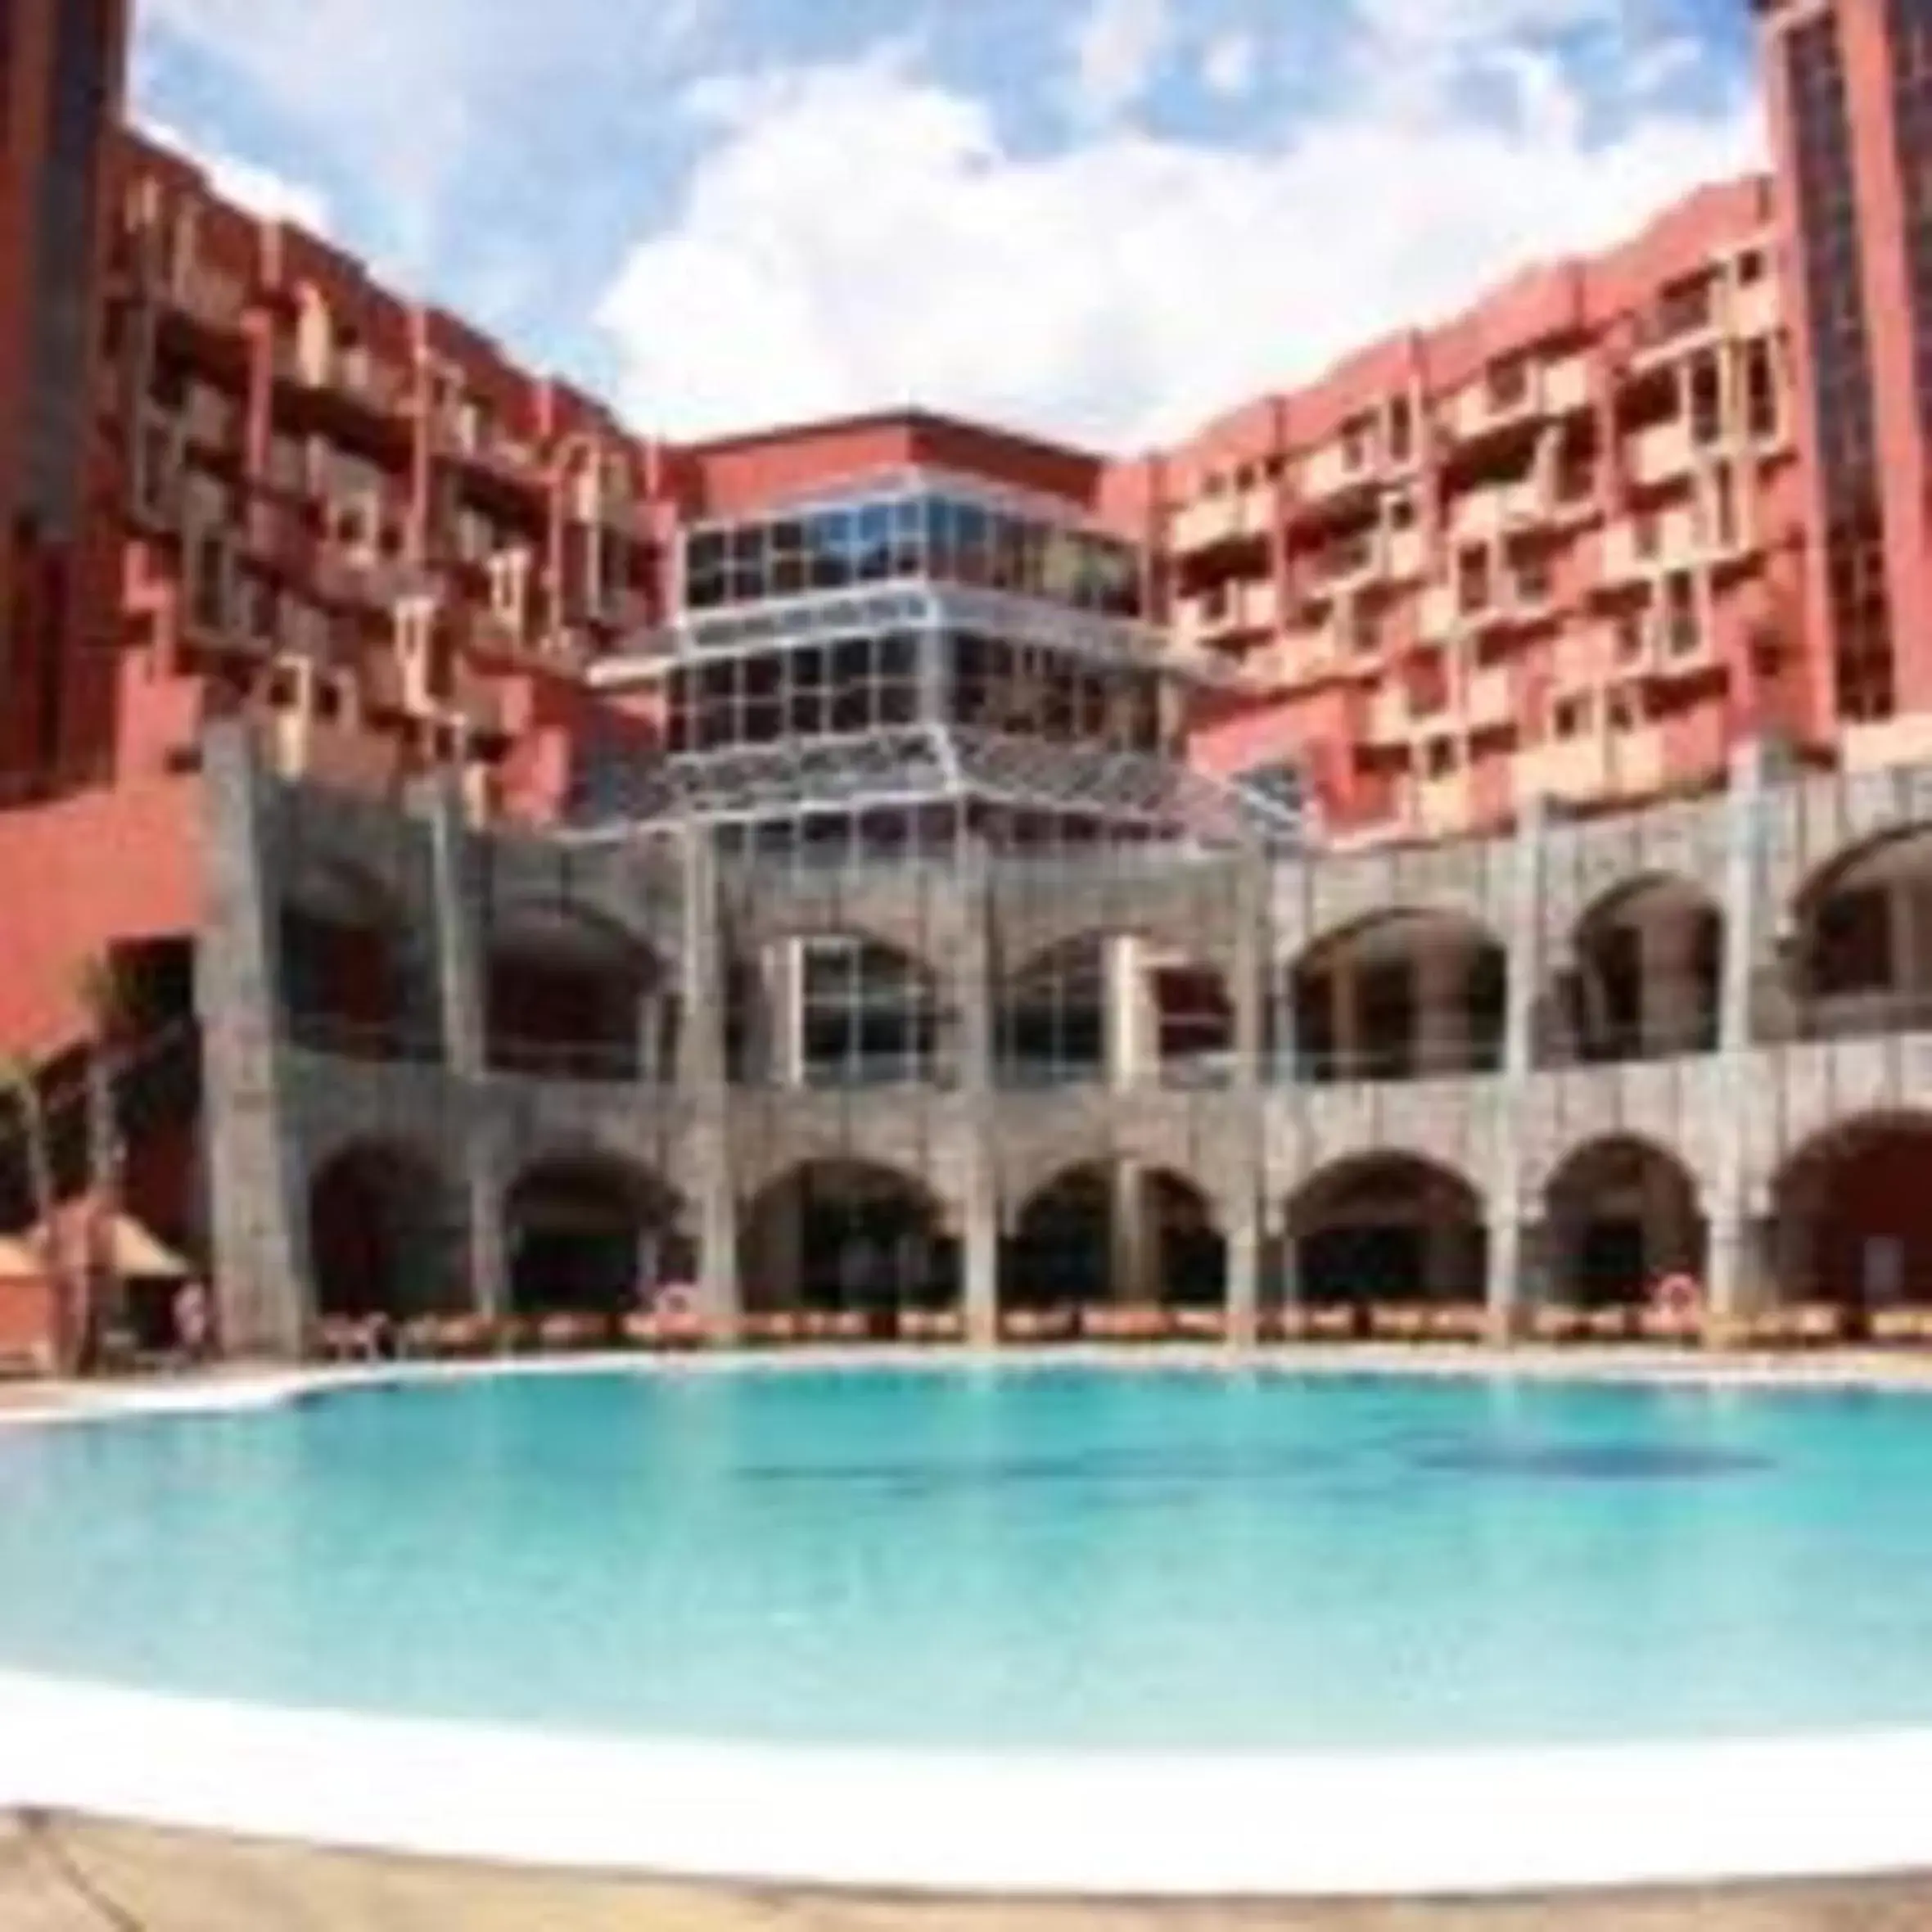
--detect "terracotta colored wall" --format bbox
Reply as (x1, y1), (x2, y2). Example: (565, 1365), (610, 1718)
(0, 774), (201, 1053)
(0, 1275), (66, 1370)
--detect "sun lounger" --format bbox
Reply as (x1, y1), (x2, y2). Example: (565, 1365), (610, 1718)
(1368, 1304), (1430, 1342)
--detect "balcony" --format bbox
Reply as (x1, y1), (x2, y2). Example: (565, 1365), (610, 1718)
(1465, 664), (1514, 732)
(1416, 582), (1460, 645)
(1516, 733), (1609, 807)
(1171, 487), (1271, 554)
(1626, 418), (1695, 489)
(1300, 436), (1382, 506)
(1261, 618), (1346, 691)
(1301, 526), (1385, 598)
(1448, 363), (1546, 443)
(275, 715), (405, 795)
(1542, 354), (1594, 416)
(1596, 508), (1695, 586)
(1446, 474), (1546, 544)
(166, 260), (247, 333)
(1173, 577), (1279, 650)
(1731, 273), (1780, 340)
(1632, 279), (1718, 368)
(285, 336), (411, 422)
(1384, 525), (1428, 581)
(1411, 767), (1473, 837)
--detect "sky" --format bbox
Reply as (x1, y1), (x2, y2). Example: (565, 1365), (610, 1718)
(131, 0), (1765, 453)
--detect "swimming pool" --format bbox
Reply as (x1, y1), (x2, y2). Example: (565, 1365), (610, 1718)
(2, 1361), (1931, 1757)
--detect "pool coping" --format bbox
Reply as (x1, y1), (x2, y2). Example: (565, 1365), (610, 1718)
(7, 1346), (1932, 1898)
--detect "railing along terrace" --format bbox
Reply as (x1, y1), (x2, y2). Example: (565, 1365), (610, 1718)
(1563, 1012), (1721, 1064)
(286, 1012), (445, 1065)
(1794, 987), (1932, 1042)
(486, 1035), (648, 1082)
(1287, 1036), (1507, 1084)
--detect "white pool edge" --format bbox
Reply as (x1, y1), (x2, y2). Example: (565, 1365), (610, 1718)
(5, 1667), (1932, 1895)
(10, 1349), (1932, 1896)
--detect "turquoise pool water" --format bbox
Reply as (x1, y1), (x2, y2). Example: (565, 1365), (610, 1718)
(2, 1366), (1931, 1753)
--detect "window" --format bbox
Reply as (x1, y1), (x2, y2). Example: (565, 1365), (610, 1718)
(1486, 356), (1529, 410)
(1745, 340), (1778, 440)
(1664, 574), (1699, 656)
(1689, 355), (1723, 446)
(801, 939), (940, 1089)
(1554, 696), (1589, 738)
(1457, 548), (1492, 614)
(1511, 546), (1552, 604)
(1388, 395), (1414, 463)
(1738, 247), (1765, 284)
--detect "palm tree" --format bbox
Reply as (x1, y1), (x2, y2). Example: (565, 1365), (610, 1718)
(0, 1050), (55, 1263)
(74, 955), (129, 1361)
(0, 1050), (66, 1367)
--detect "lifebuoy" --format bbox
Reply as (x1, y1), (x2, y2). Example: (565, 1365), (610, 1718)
(1652, 1271), (1701, 1315)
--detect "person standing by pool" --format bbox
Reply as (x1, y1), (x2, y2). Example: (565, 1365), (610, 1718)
(173, 1277), (214, 1365)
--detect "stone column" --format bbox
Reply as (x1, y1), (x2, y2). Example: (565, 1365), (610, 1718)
(1892, 882), (1932, 1018)
(1110, 1164), (1153, 1303)
(1106, 934), (1152, 1089)
(1226, 847), (1267, 1347)
(1486, 794), (1546, 1338)
(198, 721), (310, 1358)
(426, 776), (505, 1320)
(956, 840), (1000, 1347)
(1708, 739), (1769, 1329)
(678, 826), (739, 1334)
(764, 938), (805, 1088)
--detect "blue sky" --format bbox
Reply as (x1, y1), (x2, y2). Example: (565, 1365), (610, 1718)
(132, 0), (1762, 449)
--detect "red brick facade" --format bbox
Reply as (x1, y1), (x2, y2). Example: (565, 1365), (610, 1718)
(0, 1), (1927, 1056)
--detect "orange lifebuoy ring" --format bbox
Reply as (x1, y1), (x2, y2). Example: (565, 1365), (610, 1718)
(1652, 1271), (1701, 1315)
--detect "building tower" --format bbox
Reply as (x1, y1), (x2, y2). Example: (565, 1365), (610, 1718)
(0, 0), (128, 784)
(588, 416), (1302, 868)
(1758, 0), (1932, 752)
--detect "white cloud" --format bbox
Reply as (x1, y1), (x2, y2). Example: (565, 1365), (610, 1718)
(137, 0), (710, 272)
(1201, 31), (1260, 101)
(141, 120), (332, 232)
(1066, 0), (1174, 123)
(595, 38), (1764, 450)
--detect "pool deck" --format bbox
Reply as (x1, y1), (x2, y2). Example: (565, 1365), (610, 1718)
(4, 1814), (1932, 1931)
(9, 1344), (1932, 1924)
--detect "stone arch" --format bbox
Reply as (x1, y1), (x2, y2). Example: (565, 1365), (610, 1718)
(306, 1138), (458, 1322)
(1284, 1151), (1487, 1306)
(280, 856), (432, 1059)
(503, 1150), (687, 1316)
(485, 900), (675, 1081)
(993, 882), (1242, 995)
(1553, 873), (1724, 1064)
(1004, 1161), (1226, 1311)
(1769, 1111), (1932, 1318)
(740, 1158), (957, 1316)
(1286, 908), (1506, 1081)
(1787, 825), (1932, 1040)
(1541, 1135), (1706, 1308)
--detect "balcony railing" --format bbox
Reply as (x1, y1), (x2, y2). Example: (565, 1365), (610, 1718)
(1795, 988), (1932, 1042)
(285, 1012), (444, 1063)
(488, 1035), (647, 1082)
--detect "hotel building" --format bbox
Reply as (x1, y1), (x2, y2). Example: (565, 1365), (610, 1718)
(4, 0), (1932, 1361)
